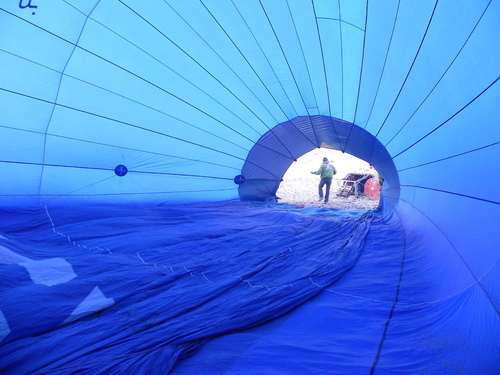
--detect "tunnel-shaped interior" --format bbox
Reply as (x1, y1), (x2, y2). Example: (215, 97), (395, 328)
(0, 0), (499, 374)
(238, 115), (399, 206)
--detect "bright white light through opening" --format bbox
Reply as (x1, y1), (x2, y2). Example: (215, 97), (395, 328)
(276, 149), (381, 209)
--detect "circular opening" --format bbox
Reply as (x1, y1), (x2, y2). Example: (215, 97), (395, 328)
(238, 115), (399, 207)
(276, 149), (381, 210)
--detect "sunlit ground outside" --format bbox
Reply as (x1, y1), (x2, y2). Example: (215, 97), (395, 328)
(276, 148), (380, 210)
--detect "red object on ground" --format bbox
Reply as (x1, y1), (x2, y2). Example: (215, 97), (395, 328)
(364, 177), (381, 200)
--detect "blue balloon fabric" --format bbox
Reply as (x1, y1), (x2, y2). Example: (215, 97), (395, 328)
(0, 0), (499, 374)
(1, 203), (374, 373)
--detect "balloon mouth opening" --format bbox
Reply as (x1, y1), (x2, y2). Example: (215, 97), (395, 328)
(237, 115), (400, 210)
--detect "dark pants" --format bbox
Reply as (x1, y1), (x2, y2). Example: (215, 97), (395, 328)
(318, 178), (332, 203)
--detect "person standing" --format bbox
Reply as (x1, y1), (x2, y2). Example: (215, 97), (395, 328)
(311, 157), (337, 203)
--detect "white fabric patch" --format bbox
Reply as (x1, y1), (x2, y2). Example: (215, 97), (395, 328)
(19, 258), (77, 286)
(0, 245), (76, 286)
(63, 286), (115, 325)
(0, 245), (28, 263)
(0, 309), (10, 343)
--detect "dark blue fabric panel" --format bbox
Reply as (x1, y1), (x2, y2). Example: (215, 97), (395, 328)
(172, 203), (500, 374)
(0, 203), (373, 374)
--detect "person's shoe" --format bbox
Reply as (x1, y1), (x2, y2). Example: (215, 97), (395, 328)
(318, 198), (323, 202)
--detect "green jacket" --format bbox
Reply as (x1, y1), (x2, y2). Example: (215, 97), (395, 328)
(313, 163), (336, 179)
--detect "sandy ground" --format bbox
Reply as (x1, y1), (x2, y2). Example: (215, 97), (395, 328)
(275, 149), (380, 210)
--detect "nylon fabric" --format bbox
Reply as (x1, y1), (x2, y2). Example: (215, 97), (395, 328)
(0, 0), (499, 373)
(0, 203), (373, 374)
